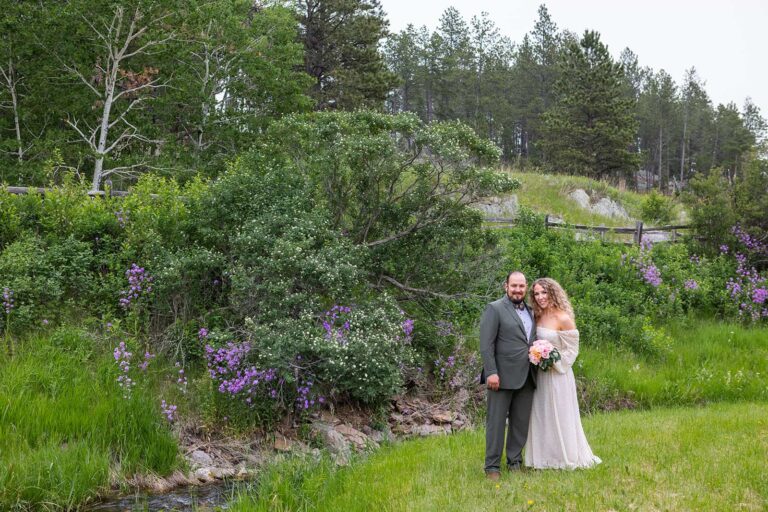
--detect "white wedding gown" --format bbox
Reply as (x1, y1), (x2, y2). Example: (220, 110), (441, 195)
(524, 327), (601, 469)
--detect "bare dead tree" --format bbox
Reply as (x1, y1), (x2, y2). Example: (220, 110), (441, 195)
(180, 19), (242, 154)
(60, 5), (173, 193)
(0, 58), (29, 163)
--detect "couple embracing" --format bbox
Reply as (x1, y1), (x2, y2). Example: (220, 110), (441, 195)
(480, 271), (601, 479)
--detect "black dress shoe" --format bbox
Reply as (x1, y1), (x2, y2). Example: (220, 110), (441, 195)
(507, 462), (522, 471)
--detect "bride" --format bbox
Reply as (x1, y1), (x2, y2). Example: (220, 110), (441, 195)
(524, 277), (601, 469)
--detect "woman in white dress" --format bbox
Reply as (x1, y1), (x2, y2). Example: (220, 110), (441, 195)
(524, 278), (601, 469)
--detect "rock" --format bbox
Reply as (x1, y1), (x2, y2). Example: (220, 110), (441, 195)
(193, 467), (216, 483)
(431, 411), (456, 423)
(473, 195), (518, 218)
(273, 434), (293, 452)
(592, 197), (629, 219)
(311, 422), (351, 457)
(189, 450), (213, 466)
(642, 231), (672, 243)
(547, 215), (565, 224)
(411, 424), (447, 436)
(362, 426), (391, 443)
(335, 423), (376, 450)
(452, 419), (465, 429)
(319, 411), (339, 424)
(210, 467), (235, 479)
(453, 389), (471, 409)
(568, 189), (591, 209)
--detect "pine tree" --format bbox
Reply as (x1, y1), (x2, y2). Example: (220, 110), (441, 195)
(297, 0), (398, 110)
(541, 30), (638, 180)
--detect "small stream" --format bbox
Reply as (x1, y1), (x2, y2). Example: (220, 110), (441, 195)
(86, 481), (247, 511)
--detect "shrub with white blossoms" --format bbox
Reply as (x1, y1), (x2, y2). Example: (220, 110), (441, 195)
(245, 295), (415, 407)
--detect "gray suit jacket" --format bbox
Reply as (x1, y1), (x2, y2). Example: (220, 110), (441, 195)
(479, 296), (537, 390)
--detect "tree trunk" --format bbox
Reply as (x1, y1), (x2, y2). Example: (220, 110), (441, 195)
(92, 57), (119, 193)
(680, 115), (687, 185)
(1, 59), (24, 163)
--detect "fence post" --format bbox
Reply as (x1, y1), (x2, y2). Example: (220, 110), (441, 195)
(544, 214), (550, 229)
(634, 221), (644, 245)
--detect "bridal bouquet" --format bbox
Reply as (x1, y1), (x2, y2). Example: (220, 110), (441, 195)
(529, 339), (561, 371)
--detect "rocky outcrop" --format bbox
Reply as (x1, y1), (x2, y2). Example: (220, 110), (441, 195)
(389, 397), (470, 437)
(568, 189), (591, 210)
(110, 392), (477, 497)
(568, 189), (629, 219)
(473, 195), (518, 218)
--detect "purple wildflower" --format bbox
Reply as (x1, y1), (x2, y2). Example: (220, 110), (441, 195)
(161, 400), (177, 423)
(2, 288), (14, 314)
(118, 264), (154, 310)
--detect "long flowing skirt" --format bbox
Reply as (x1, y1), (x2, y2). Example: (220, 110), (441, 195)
(524, 368), (601, 469)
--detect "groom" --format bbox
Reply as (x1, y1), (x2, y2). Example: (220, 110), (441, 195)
(479, 271), (536, 480)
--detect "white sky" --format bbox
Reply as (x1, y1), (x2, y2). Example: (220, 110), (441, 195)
(381, 0), (768, 118)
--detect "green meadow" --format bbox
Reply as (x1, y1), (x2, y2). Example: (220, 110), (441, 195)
(229, 320), (768, 512)
(231, 405), (766, 512)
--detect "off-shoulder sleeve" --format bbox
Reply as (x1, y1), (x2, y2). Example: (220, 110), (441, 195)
(553, 329), (579, 374)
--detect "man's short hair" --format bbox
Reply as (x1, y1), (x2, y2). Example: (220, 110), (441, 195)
(506, 270), (526, 283)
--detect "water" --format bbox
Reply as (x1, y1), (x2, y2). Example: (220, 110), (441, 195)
(86, 481), (246, 512)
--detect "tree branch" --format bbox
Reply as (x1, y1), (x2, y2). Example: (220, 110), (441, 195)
(379, 275), (467, 299)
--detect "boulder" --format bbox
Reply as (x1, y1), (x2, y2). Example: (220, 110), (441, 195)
(592, 197), (629, 219)
(273, 434), (293, 452)
(431, 410), (456, 424)
(188, 450), (213, 466)
(412, 424), (449, 436)
(568, 189), (591, 209)
(311, 422), (351, 457)
(473, 195), (518, 218)
(335, 423), (376, 450)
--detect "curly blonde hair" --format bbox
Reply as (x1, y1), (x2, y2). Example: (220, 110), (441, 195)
(530, 278), (574, 319)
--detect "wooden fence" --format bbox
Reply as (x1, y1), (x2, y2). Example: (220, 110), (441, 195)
(6, 186), (692, 245)
(485, 214), (692, 245)
(5, 185), (138, 198)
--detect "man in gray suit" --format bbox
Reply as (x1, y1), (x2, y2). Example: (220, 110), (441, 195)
(479, 271), (536, 480)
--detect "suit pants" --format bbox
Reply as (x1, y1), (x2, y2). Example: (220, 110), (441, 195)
(484, 375), (535, 472)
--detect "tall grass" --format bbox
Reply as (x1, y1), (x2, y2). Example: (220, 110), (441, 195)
(229, 403), (767, 511)
(577, 321), (768, 410)
(0, 327), (178, 510)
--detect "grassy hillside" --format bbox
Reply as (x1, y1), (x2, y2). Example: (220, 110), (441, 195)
(502, 171), (683, 227)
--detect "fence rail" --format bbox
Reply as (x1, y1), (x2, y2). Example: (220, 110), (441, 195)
(485, 214), (692, 245)
(5, 186), (692, 245)
(5, 185), (140, 198)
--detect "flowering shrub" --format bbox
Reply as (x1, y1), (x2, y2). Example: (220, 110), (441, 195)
(237, 297), (414, 408)
(629, 239), (662, 287)
(113, 342), (135, 398)
(203, 339), (285, 426)
(726, 254), (768, 321)
(119, 264), (154, 310)
(160, 400), (177, 423)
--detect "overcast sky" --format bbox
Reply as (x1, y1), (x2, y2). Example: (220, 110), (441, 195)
(380, 0), (768, 118)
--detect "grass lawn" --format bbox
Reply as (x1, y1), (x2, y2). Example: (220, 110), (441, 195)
(577, 321), (768, 409)
(232, 403), (767, 512)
